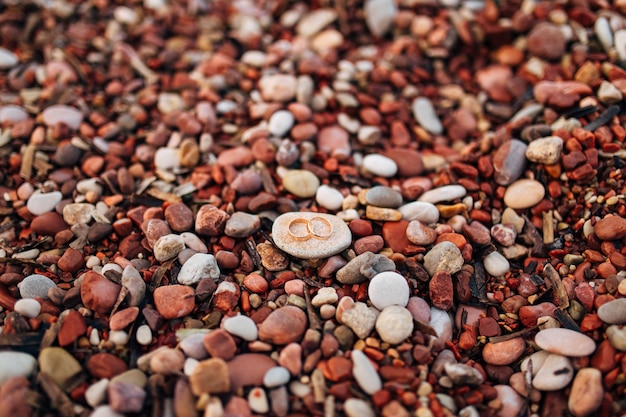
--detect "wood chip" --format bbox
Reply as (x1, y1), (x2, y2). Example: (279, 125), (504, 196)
(543, 263), (570, 310)
(20, 144), (36, 180)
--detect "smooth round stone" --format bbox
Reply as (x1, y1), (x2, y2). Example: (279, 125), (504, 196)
(258, 306), (308, 345)
(568, 368), (604, 417)
(14, 298), (41, 318)
(351, 349), (382, 394)
(406, 220), (437, 245)
(482, 337), (526, 365)
(136, 325), (152, 346)
(272, 212), (352, 259)
(263, 366), (291, 388)
(525, 136), (563, 165)
(597, 298), (626, 324)
(368, 271), (410, 310)
(222, 314), (258, 341)
(248, 387), (269, 413)
(63, 203), (95, 225)
(177, 253), (220, 285)
(398, 201), (439, 223)
(282, 170), (320, 198)
(39, 347), (83, 390)
(316, 185), (344, 211)
(0, 352), (37, 385)
(423, 241), (464, 276)
(178, 333), (208, 360)
(86, 379), (109, 407)
(532, 354), (573, 391)
(42, 104), (83, 130)
(268, 110), (295, 137)
(0, 105), (28, 123)
(412, 97), (443, 135)
(0, 47), (18, 69)
(418, 185), (467, 204)
(494, 385), (524, 417)
(365, 186), (403, 208)
(504, 179), (545, 209)
(534, 328), (596, 356)
(19, 274), (56, 299)
(606, 325), (626, 351)
(375, 305), (414, 344)
(153, 234), (185, 262)
(362, 154), (398, 177)
(364, 0), (397, 37)
(154, 147), (181, 171)
(483, 251), (510, 277)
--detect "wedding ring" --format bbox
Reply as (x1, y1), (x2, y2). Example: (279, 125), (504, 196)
(288, 218), (309, 240)
(307, 216), (333, 239)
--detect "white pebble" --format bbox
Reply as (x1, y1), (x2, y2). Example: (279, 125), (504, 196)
(109, 330), (129, 346)
(26, 191), (62, 216)
(419, 185), (467, 204)
(14, 298), (41, 318)
(263, 366), (291, 388)
(90, 328), (101, 346)
(248, 387), (270, 413)
(412, 97), (443, 135)
(344, 398), (376, 417)
(184, 357), (199, 376)
(362, 154), (397, 177)
(268, 110), (295, 137)
(0, 47), (18, 69)
(375, 305), (414, 344)
(398, 201), (440, 224)
(525, 136), (563, 165)
(177, 253), (220, 285)
(483, 251), (510, 277)
(85, 379), (110, 407)
(368, 271), (410, 310)
(154, 147), (181, 171)
(153, 234), (185, 262)
(136, 325), (153, 345)
(222, 314), (258, 341)
(315, 185), (344, 211)
(311, 287), (339, 307)
(351, 349), (382, 394)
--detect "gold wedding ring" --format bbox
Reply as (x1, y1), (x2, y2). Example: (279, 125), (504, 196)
(307, 216), (332, 239)
(288, 218), (309, 240)
(287, 216), (333, 240)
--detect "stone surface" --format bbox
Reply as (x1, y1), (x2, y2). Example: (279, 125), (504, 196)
(341, 302), (378, 339)
(222, 314), (258, 341)
(606, 325), (626, 351)
(503, 179), (545, 209)
(80, 271), (122, 314)
(364, 0), (397, 37)
(362, 154), (398, 177)
(527, 22), (566, 60)
(494, 385), (524, 417)
(597, 298), (626, 324)
(13, 298), (41, 318)
(228, 354), (277, 390)
(398, 201), (439, 223)
(282, 170), (320, 198)
(190, 358), (230, 395)
(177, 253), (220, 285)
(366, 186), (403, 208)
(258, 306), (307, 345)
(375, 305), (414, 344)
(272, 212), (352, 259)
(493, 140), (527, 186)
(368, 271), (409, 310)
(153, 234), (185, 262)
(26, 191), (62, 216)
(224, 212), (260, 238)
(532, 354), (573, 391)
(412, 97), (443, 135)
(39, 347), (83, 391)
(525, 136), (563, 164)
(42, 104), (83, 130)
(482, 337), (525, 365)
(108, 380), (146, 413)
(263, 366), (291, 388)
(336, 252), (395, 284)
(483, 251), (510, 277)
(534, 328), (596, 356)
(418, 185), (466, 204)
(316, 185), (344, 211)
(429, 271), (454, 311)
(594, 215), (626, 241)
(406, 220), (437, 245)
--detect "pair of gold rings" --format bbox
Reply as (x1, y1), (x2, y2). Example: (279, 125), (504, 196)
(288, 216), (333, 240)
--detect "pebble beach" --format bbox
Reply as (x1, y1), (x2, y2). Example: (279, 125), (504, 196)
(1, 0), (626, 416)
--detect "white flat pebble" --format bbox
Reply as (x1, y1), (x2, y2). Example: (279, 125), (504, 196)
(398, 201), (440, 223)
(14, 298), (41, 318)
(263, 366), (291, 388)
(316, 185), (344, 211)
(136, 325), (153, 345)
(222, 314), (258, 341)
(504, 179), (545, 209)
(154, 147), (181, 171)
(483, 251), (510, 277)
(534, 328), (596, 357)
(494, 385), (524, 417)
(568, 368), (604, 417)
(19, 274), (56, 299)
(430, 307), (453, 350)
(179, 333), (209, 359)
(351, 349), (382, 394)
(268, 110), (295, 137)
(0, 105), (28, 123)
(344, 398), (376, 417)
(364, 0), (397, 37)
(368, 271), (409, 310)
(412, 97), (443, 135)
(418, 185), (467, 204)
(177, 253), (220, 285)
(362, 154), (397, 177)
(85, 379), (110, 407)
(42, 104), (83, 130)
(0, 351), (37, 385)
(375, 305), (414, 344)
(532, 354), (573, 391)
(282, 170), (320, 198)
(525, 136), (563, 165)
(597, 298), (626, 324)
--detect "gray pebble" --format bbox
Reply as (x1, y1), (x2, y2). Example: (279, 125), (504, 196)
(225, 212), (261, 238)
(335, 252), (395, 284)
(423, 242), (464, 276)
(341, 302), (378, 339)
(494, 139), (527, 186)
(365, 186), (403, 208)
(19, 274), (56, 299)
(597, 298), (626, 324)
